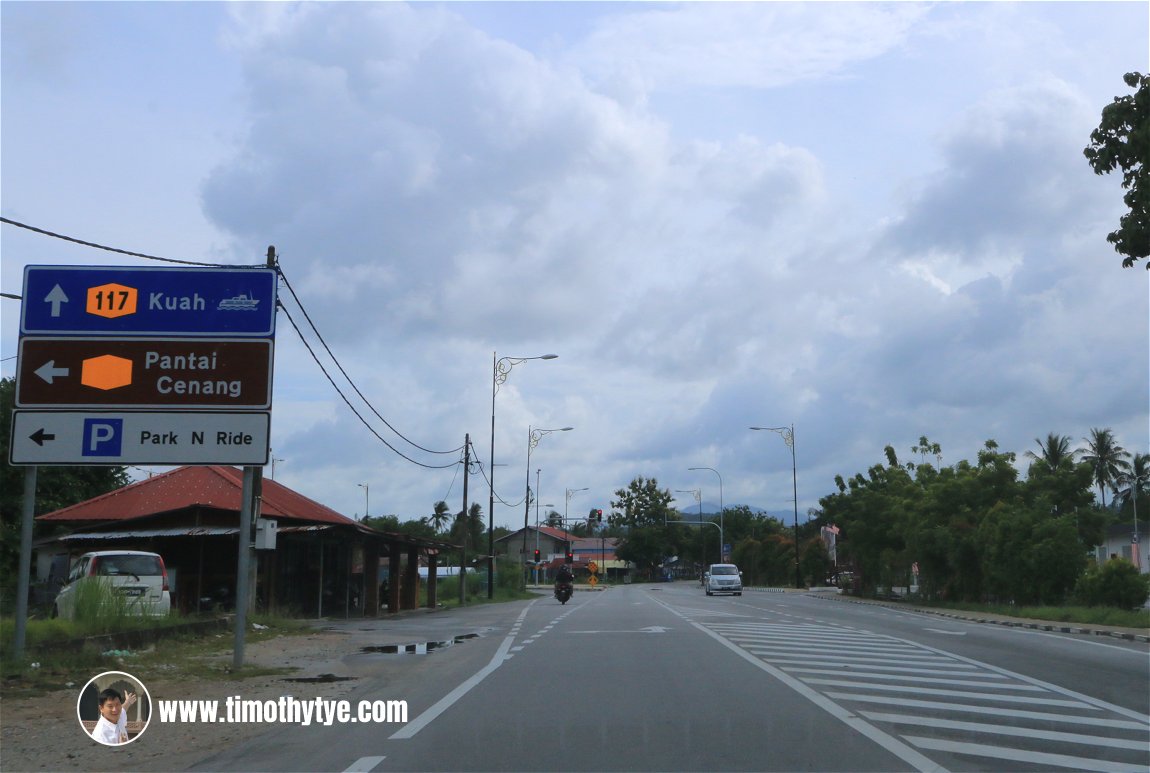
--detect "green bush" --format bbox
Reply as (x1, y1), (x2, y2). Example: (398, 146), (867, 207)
(1074, 559), (1150, 609)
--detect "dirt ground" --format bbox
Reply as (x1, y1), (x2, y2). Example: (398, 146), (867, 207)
(0, 626), (371, 773)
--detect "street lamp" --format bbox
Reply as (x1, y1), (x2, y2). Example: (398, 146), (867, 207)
(565, 487), (589, 524)
(533, 467), (554, 587)
(489, 352), (558, 598)
(751, 424), (801, 589)
(689, 467), (724, 560)
(357, 483), (369, 521)
(563, 487), (588, 568)
(523, 426), (573, 574)
(1122, 472), (1149, 572)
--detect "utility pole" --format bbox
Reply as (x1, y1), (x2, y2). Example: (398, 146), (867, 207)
(460, 434), (469, 605)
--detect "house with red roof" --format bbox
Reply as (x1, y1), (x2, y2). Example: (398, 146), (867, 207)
(495, 525), (626, 583)
(36, 465), (455, 616)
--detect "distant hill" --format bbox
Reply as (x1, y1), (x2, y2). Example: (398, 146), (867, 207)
(674, 503), (772, 520)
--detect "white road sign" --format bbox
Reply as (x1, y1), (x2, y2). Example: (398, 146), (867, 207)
(10, 410), (270, 465)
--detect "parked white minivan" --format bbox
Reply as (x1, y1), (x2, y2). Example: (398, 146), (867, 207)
(705, 563), (743, 596)
(53, 550), (171, 619)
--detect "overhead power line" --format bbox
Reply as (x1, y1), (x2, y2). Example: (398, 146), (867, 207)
(1, 216), (467, 468)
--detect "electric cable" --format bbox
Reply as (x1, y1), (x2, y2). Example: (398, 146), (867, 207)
(276, 267), (464, 457)
(272, 297), (460, 470)
(0, 217), (262, 267)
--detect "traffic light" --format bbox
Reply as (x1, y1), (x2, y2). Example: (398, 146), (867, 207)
(534, 549), (541, 563)
(565, 549), (573, 564)
(595, 509), (604, 523)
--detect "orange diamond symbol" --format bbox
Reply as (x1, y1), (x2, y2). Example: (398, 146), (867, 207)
(86, 283), (138, 319)
(81, 355), (133, 391)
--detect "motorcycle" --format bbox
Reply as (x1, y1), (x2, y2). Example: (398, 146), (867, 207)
(554, 581), (573, 605)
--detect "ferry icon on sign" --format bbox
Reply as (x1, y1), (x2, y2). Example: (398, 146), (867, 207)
(217, 293), (260, 312)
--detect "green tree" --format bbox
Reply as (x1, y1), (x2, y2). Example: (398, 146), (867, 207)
(1075, 558), (1150, 608)
(610, 477), (677, 579)
(1079, 428), (1131, 508)
(425, 500), (452, 535)
(1, 377), (131, 603)
(1084, 72), (1150, 269)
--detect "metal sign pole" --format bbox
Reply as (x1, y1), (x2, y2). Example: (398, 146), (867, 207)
(233, 465), (255, 669)
(11, 467), (37, 661)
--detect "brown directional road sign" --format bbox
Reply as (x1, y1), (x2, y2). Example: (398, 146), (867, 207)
(16, 337), (273, 409)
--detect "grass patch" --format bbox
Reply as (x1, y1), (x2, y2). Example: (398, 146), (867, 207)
(1, 612), (312, 695)
(915, 601), (1149, 629)
(429, 573), (535, 609)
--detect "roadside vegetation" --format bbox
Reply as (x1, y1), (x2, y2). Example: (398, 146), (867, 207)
(0, 609), (308, 695)
(910, 600), (1149, 630)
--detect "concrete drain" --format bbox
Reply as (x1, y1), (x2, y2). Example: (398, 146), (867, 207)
(362, 632), (480, 655)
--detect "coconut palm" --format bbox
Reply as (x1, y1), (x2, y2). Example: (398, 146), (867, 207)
(1078, 428), (1132, 508)
(1113, 453), (1150, 515)
(1025, 433), (1075, 474)
(426, 500), (452, 535)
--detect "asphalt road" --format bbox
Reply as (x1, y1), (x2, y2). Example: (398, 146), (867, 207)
(191, 585), (1150, 772)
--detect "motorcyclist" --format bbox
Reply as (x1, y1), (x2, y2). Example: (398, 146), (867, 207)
(555, 563), (574, 588)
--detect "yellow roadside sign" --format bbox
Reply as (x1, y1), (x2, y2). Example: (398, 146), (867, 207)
(588, 575), (598, 586)
(588, 561), (598, 573)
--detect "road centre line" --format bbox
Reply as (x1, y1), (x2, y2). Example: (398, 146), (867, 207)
(342, 756), (386, 772)
(859, 712), (1150, 751)
(390, 600), (542, 740)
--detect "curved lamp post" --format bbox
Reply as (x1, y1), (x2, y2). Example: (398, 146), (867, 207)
(357, 483), (369, 521)
(523, 426), (573, 574)
(489, 353), (557, 598)
(689, 467), (724, 560)
(1122, 472), (1150, 572)
(751, 425), (801, 589)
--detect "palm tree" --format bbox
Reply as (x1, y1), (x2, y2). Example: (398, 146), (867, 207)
(1114, 452), (1150, 515)
(449, 502), (484, 551)
(1078, 428), (1132, 508)
(426, 500), (452, 535)
(1025, 433), (1074, 474)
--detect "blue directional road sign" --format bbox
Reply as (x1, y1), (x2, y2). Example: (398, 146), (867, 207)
(20, 265), (277, 336)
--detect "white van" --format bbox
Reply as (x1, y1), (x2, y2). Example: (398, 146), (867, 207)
(53, 550), (171, 619)
(705, 563), (743, 596)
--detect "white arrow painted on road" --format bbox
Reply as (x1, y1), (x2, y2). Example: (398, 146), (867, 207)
(571, 626), (671, 634)
(34, 360), (70, 384)
(925, 628), (966, 635)
(44, 284), (69, 317)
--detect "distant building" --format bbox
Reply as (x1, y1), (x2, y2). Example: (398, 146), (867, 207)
(1096, 522), (1147, 574)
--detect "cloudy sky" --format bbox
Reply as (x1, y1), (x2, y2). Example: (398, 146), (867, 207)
(3, 2), (1147, 531)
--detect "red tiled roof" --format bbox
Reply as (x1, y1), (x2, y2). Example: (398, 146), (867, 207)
(535, 525), (574, 541)
(37, 466), (356, 526)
